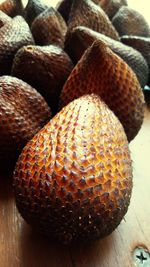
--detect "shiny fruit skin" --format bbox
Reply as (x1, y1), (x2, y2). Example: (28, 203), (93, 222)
(0, 10), (11, 28)
(13, 94), (132, 244)
(0, 76), (51, 172)
(60, 40), (145, 142)
(0, 0), (23, 17)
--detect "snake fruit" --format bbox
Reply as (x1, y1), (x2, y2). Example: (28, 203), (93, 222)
(13, 94), (132, 244)
(60, 40), (145, 142)
(0, 0), (23, 17)
(0, 76), (51, 172)
(12, 45), (73, 114)
(93, 0), (127, 19)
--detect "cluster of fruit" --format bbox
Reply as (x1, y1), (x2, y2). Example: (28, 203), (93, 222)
(0, 0), (149, 244)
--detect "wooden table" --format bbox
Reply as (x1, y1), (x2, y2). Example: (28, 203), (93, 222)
(0, 99), (150, 267)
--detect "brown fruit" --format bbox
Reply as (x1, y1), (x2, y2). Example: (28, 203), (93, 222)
(60, 40), (145, 142)
(65, 26), (149, 87)
(67, 0), (119, 41)
(13, 94), (132, 244)
(0, 10), (11, 28)
(93, 0), (127, 19)
(31, 7), (67, 48)
(112, 6), (150, 37)
(121, 35), (150, 86)
(0, 76), (51, 172)
(0, 15), (34, 75)
(24, 0), (51, 26)
(12, 45), (73, 114)
(0, 0), (23, 17)
(56, 0), (73, 23)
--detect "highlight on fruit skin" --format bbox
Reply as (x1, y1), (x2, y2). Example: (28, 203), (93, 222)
(12, 45), (74, 114)
(24, 0), (51, 26)
(67, 0), (119, 41)
(112, 6), (150, 37)
(31, 7), (67, 48)
(0, 75), (51, 172)
(0, 10), (11, 28)
(0, 15), (35, 75)
(60, 40), (145, 142)
(13, 94), (133, 244)
(65, 26), (149, 88)
(0, 0), (23, 17)
(93, 0), (128, 20)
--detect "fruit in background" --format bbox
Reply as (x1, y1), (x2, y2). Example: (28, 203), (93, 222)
(67, 0), (119, 41)
(65, 26), (149, 88)
(13, 94), (132, 244)
(12, 45), (73, 114)
(0, 10), (11, 28)
(24, 0), (50, 26)
(56, 0), (73, 23)
(93, 0), (127, 20)
(121, 35), (150, 86)
(0, 76), (51, 172)
(31, 7), (67, 48)
(0, 15), (34, 75)
(112, 6), (150, 37)
(0, 0), (23, 17)
(60, 40), (145, 142)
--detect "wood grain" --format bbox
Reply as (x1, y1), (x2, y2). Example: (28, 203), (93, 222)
(0, 102), (150, 267)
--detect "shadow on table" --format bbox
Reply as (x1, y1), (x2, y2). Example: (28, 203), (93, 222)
(20, 221), (114, 267)
(0, 173), (14, 201)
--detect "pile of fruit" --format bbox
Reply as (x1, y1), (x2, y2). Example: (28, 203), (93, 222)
(0, 0), (149, 244)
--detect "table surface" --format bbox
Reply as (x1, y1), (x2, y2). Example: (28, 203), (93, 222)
(1, 1), (150, 266)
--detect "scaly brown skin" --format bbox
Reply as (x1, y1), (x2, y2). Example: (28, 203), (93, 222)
(121, 35), (150, 86)
(56, 0), (73, 23)
(24, 0), (50, 26)
(93, 0), (127, 20)
(112, 6), (150, 37)
(13, 94), (133, 244)
(67, 0), (119, 41)
(0, 10), (11, 28)
(31, 7), (67, 48)
(65, 26), (149, 88)
(12, 45), (74, 114)
(0, 0), (23, 17)
(0, 16), (35, 75)
(0, 76), (51, 173)
(60, 40), (145, 142)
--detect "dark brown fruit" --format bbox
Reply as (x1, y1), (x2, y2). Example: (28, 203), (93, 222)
(0, 76), (51, 172)
(93, 0), (127, 19)
(121, 35), (150, 86)
(56, 0), (73, 23)
(67, 0), (119, 41)
(60, 40), (145, 141)
(0, 10), (11, 28)
(112, 6), (150, 37)
(65, 26), (149, 87)
(0, 15), (34, 75)
(31, 7), (67, 48)
(12, 45), (73, 114)
(24, 0), (50, 26)
(0, 0), (23, 17)
(13, 94), (133, 244)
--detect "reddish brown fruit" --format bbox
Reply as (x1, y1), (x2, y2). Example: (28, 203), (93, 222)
(13, 94), (132, 244)
(12, 45), (73, 114)
(0, 76), (51, 172)
(0, 16), (34, 75)
(0, 10), (11, 28)
(60, 40), (145, 141)
(0, 0), (23, 17)
(67, 0), (119, 41)
(93, 0), (127, 19)
(112, 6), (150, 37)
(31, 7), (67, 48)
(65, 26), (149, 87)
(24, 0), (51, 26)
